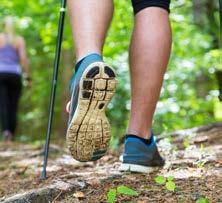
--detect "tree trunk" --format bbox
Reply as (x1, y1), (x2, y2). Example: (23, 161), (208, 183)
(192, 0), (205, 26)
(216, 70), (222, 101)
(205, 0), (219, 48)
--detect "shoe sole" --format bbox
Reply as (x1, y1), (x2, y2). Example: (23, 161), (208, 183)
(119, 163), (157, 173)
(66, 62), (117, 162)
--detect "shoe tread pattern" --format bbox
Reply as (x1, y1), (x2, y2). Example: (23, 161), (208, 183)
(66, 62), (117, 162)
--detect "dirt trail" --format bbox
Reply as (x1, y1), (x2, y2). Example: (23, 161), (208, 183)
(0, 123), (221, 203)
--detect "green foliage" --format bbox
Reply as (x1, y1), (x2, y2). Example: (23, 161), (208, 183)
(107, 189), (117, 203)
(117, 185), (139, 196)
(165, 180), (176, 192)
(167, 176), (174, 181)
(155, 176), (166, 184)
(196, 197), (210, 203)
(108, 0), (221, 140)
(183, 137), (191, 148)
(155, 176), (176, 192)
(196, 160), (205, 168)
(107, 185), (138, 203)
(0, 0), (220, 143)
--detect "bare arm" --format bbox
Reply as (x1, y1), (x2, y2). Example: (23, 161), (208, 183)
(17, 37), (31, 77)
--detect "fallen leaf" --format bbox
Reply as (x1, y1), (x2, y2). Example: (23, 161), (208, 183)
(73, 191), (85, 199)
(137, 200), (149, 203)
(87, 179), (101, 186)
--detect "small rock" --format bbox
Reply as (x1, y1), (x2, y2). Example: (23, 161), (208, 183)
(193, 136), (208, 143)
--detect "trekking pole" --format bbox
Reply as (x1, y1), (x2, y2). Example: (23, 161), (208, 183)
(220, 0), (222, 47)
(41, 0), (67, 180)
(219, 0), (222, 101)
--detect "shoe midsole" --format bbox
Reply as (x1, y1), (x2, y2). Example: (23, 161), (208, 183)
(119, 163), (157, 173)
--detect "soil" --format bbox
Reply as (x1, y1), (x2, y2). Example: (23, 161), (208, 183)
(0, 124), (221, 203)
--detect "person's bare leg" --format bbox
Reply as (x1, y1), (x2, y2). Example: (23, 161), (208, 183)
(66, 0), (114, 114)
(128, 7), (172, 139)
(68, 0), (114, 61)
(67, 0), (117, 162)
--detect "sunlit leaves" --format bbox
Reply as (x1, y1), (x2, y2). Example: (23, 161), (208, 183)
(165, 180), (176, 192)
(107, 186), (139, 203)
(107, 189), (117, 203)
(155, 176), (176, 192)
(196, 197), (210, 203)
(155, 176), (166, 184)
(0, 0), (219, 141)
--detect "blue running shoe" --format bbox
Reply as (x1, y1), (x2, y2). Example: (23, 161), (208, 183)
(66, 53), (117, 162)
(119, 133), (165, 173)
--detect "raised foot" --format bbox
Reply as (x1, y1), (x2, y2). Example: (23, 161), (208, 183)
(66, 62), (117, 162)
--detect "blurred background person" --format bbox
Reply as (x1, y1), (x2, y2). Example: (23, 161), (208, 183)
(0, 16), (31, 142)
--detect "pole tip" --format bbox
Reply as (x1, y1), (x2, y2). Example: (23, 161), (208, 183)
(40, 170), (47, 180)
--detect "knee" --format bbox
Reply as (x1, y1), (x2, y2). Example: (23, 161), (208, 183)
(131, 0), (171, 15)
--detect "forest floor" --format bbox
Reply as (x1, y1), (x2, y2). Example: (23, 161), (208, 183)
(0, 123), (221, 203)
